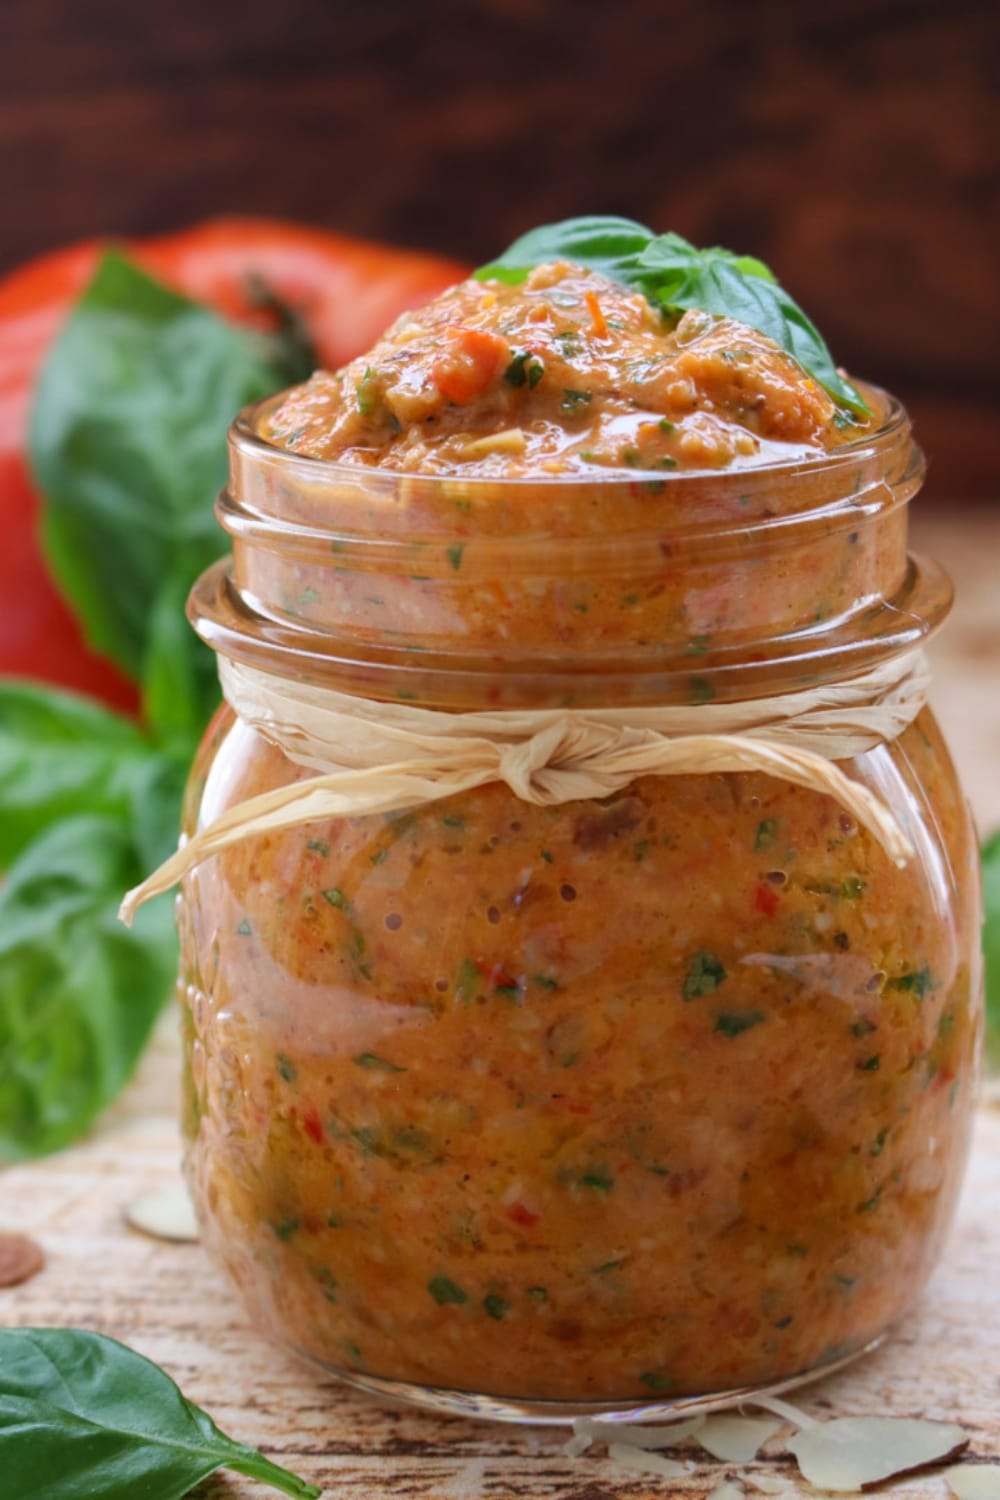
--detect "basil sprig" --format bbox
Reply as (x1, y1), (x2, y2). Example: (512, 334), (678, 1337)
(0, 1328), (321, 1499)
(477, 215), (868, 417)
(0, 252), (315, 1162)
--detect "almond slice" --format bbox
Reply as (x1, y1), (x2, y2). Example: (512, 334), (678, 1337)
(573, 1413), (706, 1451)
(125, 1183), (199, 1242)
(746, 1478), (789, 1496)
(697, 1415), (783, 1462)
(0, 1232), (44, 1287)
(788, 1416), (968, 1492)
(944, 1464), (1000, 1499)
(607, 1443), (691, 1478)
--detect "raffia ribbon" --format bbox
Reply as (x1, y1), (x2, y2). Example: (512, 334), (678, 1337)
(120, 650), (930, 924)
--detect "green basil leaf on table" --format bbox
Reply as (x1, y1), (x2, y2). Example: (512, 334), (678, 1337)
(0, 815), (177, 1161)
(30, 248), (313, 691)
(0, 1327), (321, 1500)
(477, 216), (869, 416)
(983, 829), (1000, 1064)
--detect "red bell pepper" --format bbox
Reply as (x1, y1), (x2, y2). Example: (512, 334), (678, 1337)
(0, 218), (464, 711)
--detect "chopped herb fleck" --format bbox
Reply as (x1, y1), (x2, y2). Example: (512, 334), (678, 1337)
(353, 1052), (407, 1073)
(532, 974), (558, 991)
(580, 1166), (614, 1192)
(689, 675), (715, 703)
(683, 950), (727, 1000)
(858, 1054), (881, 1072)
(428, 1275), (468, 1306)
(343, 1339), (362, 1364)
(558, 1162), (614, 1193)
(714, 1010), (766, 1038)
(527, 1286), (548, 1301)
(540, 848), (553, 863)
(322, 888), (351, 911)
(851, 1017), (878, 1038)
(312, 1267), (338, 1302)
(442, 813), (464, 829)
(306, 839), (330, 857)
(483, 1293), (510, 1320)
(271, 1216), (300, 1242)
(889, 965), (935, 999)
(840, 877), (867, 900)
(456, 957), (480, 1002)
(276, 1052), (297, 1084)
(298, 586), (320, 606)
(754, 818), (779, 852)
(686, 634), (711, 655)
(504, 350), (544, 388)
(870, 1128), (888, 1157)
(236, 918), (252, 937)
(593, 1260), (623, 1274)
(640, 1372), (676, 1392)
(658, 418), (676, 433)
(446, 542), (465, 571)
(561, 388), (593, 410)
(356, 366), (378, 416)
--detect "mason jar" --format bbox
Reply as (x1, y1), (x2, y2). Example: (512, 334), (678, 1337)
(168, 390), (981, 1422)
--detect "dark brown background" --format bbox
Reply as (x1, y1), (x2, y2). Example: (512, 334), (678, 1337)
(3, 0), (997, 498)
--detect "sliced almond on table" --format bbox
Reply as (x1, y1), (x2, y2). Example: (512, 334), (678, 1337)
(787, 1416), (968, 1492)
(0, 1232), (45, 1287)
(607, 1443), (691, 1478)
(745, 1478), (789, 1495)
(944, 1465), (1000, 1500)
(697, 1415), (784, 1462)
(572, 1413), (706, 1452)
(125, 1182), (199, 1242)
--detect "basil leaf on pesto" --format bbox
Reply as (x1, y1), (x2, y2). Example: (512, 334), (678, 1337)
(0, 1327), (321, 1499)
(477, 216), (869, 417)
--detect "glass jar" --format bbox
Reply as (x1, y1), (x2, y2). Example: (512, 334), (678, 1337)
(177, 391), (982, 1423)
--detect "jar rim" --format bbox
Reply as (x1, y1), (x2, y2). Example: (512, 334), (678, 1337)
(231, 383), (908, 491)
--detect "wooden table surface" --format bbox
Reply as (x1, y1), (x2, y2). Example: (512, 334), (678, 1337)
(4, 508), (999, 1497)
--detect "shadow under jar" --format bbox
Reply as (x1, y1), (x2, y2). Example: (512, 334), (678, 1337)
(177, 391), (982, 1423)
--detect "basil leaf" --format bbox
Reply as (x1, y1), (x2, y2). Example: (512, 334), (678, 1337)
(30, 250), (311, 687)
(983, 830), (1000, 1066)
(477, 214), (654, 286)
(0, 681), (184, 872)
(477, 217), (868, 416)
(0, 816), (177, 1162)
(0, 1328), (321, 1499)
(637, 233), (868, 416)
(140, 575), (221, 750)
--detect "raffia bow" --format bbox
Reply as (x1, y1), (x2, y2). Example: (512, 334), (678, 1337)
(120, 650), (929, 924)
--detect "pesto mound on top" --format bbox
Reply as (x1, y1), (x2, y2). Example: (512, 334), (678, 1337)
(263, 219), (874, 478)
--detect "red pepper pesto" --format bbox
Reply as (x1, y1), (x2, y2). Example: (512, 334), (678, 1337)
(261, 261), (869, 477)
(178, 261), (981, 1408)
